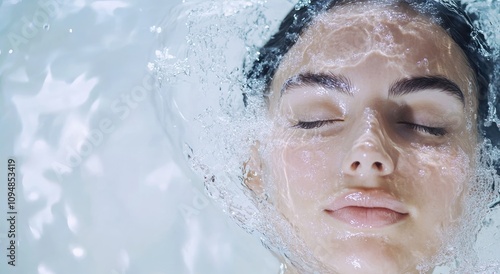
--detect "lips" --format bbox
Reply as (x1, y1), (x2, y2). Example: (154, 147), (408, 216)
(324, 191), (409, 228)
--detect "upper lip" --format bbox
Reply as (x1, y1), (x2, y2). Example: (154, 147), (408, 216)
(324, 190), (409, 214)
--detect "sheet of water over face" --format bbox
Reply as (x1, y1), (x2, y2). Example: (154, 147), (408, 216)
(0, 0), (279, 273)
(1, 0), (499, 273)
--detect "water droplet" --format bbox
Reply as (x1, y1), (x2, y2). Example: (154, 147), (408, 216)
(8, 49), (13, 54)
(43, 24), (50, 30)
(147, 62), (155, 71)
(418, 169), (426, 177)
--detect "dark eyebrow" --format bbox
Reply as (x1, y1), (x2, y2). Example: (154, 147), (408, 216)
(281, 72), (353, 96)
(389, 76), (464, 104)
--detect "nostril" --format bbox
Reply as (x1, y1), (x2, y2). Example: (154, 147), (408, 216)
(373, 161), (383, 171)
(351, 161), (360, 170)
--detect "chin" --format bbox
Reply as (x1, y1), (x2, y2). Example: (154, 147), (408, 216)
(312, 237), (426, 274)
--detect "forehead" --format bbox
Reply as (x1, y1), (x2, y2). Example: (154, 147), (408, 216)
(270, 3), (475, 98)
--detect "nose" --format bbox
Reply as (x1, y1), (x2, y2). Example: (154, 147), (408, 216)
(342, 138), (394, 176)
(341, 115), (395, 177)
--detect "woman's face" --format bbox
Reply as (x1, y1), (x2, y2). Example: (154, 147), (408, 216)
(256, 4), (478, 274)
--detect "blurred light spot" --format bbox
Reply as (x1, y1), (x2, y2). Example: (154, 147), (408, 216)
(145, 162), (182, 191)
(65, 205), (79, 233)
(28, 192), (40, 201)
(71, 246), (86, 258)
(38, 264), (54, 274)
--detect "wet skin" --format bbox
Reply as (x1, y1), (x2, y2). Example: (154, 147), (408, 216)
(249, 3), (478, 274)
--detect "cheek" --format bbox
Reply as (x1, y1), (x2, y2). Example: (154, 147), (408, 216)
(402, 145), (470, 219)
(266, 139), (342, 203)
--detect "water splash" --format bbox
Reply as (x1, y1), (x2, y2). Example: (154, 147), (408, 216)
(154, 0), (500, 272)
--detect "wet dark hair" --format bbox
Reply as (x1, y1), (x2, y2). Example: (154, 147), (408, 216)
(244, 0), (493, 135)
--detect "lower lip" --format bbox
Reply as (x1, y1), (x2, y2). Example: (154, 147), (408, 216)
(325, 206), (408, 228)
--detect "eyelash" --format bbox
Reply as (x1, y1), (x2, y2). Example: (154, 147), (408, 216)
(293, 120), (339, 129)
(293, 120), (447, 137)
(399, 122), (447, 137)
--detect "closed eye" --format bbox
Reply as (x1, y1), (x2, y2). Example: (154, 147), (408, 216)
(399, 122), (447, 137)
(293, 120), (341, 129)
